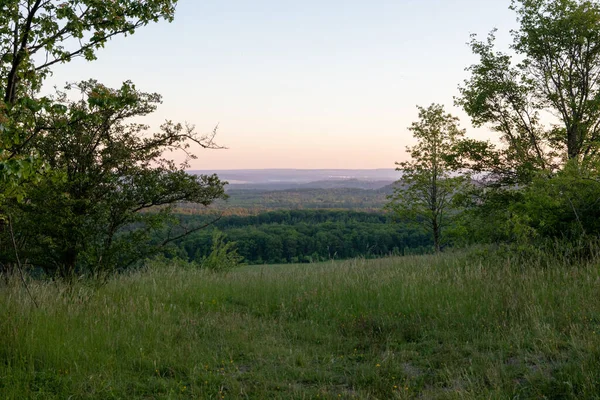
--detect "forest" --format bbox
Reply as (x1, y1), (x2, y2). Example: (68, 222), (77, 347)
(165, 210), (431, 264)
(176, 186), (392, 215)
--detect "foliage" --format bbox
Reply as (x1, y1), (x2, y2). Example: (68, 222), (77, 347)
(199, 231), (243, 272)
(451, 183), (523, 245)
(459, 160), (600, 244)
(0, 0), (178, 201)
(456, 0), (600, 182)
(387, 104), (466, 252)
(3, 80), (226, 277)
(452, 0), (600, 244)
(166, 210), (432, 265)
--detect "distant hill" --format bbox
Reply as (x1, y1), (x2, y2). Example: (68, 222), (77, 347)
(188, 169), (400, 191)
(226, 179), (394, 191)
(375, 183), (398, 195)
(176, 186), (394, 215)
(178, 169), (402, 215)
(189, 168), (399, 182)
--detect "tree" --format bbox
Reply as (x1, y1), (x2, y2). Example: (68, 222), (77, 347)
(4, 80), (226, 277)
(386, 104), (465, 252)
(453, 0), (600, 244)
(456, 0), (600, 182)
(0, 0), (178, 197)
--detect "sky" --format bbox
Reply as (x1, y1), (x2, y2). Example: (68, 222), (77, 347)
(43, 0), (519, 170)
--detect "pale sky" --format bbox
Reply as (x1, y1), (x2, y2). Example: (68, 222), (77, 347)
(43, 0), (518, 169)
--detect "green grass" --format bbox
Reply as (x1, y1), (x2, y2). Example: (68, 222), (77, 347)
(1, 251), (600, 399)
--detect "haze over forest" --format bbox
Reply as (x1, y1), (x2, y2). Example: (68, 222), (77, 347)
(190, 169), (399, 190)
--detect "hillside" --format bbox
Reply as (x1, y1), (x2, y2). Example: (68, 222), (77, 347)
(176, 187), (397, 215)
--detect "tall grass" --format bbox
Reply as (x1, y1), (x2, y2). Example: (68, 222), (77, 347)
(1, 250), (600, 399)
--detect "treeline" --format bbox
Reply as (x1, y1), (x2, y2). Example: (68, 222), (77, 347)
(164, 210), (432, 265)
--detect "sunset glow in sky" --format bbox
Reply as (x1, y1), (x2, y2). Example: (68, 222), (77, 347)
(43, 0), (518, 169)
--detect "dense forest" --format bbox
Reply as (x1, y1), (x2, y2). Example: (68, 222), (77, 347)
(164, 210), (431, 264)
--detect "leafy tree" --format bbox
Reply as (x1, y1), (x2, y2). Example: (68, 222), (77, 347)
(453, 0), (600, 244)
(6, 80), (226, 277)
(456, 0), (600, 182)
(386, 104), (465, 252)
(0, 0), (178, 198)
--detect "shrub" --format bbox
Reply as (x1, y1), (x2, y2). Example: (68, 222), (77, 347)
(200, 231), (243, 272)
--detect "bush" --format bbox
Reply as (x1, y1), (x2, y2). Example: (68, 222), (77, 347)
(200, 231), (243, 272)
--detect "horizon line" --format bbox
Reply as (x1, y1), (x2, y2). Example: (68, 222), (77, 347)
(187, 167), (398, 171)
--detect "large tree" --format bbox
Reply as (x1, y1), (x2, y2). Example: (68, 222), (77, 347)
(386, 104), (465, 252)
(456, 0), (600, 182)
(4, 80), (226, 277)
(0, 0), (178, 196)
(1, 0), (177, 103)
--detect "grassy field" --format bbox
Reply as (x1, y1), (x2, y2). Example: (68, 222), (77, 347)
(1, 251), (600, 399)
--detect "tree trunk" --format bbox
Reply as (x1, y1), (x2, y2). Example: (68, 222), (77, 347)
(567, 125), (580, 161)
(432, 218), (441, 253)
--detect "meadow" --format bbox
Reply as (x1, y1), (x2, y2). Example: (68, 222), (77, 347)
(1, 250), (600, 399)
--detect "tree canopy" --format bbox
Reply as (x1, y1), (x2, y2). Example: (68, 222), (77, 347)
(452, 0), (600, 246)
(0, 2), (229, 278)
(457, 0), (600, 182)
(4, 80), (226, 277)
(0, 0), (179, 199)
